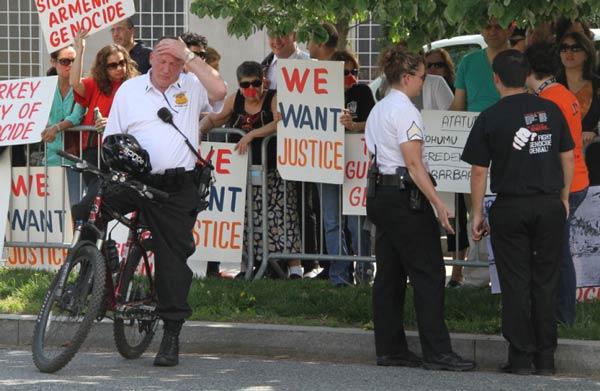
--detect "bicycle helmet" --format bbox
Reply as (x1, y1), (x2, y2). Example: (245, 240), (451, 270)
(101, 134), (152, 176)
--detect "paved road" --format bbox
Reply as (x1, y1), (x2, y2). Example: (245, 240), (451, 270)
(1, 349), (598, 390)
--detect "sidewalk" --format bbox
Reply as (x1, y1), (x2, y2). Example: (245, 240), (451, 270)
(3, 314), (599, 377)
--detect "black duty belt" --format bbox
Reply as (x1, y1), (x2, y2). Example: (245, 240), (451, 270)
(144, 167), (195, 190)
(377, 174), (402, 186)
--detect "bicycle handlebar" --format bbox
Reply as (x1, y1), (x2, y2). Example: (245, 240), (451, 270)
(57, 150), (169, 201)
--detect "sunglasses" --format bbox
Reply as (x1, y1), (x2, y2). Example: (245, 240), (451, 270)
(559, 43), (584, 53)
(56, 58), (75, 66)
(106, 59), (127, 70)
(344, 69), (359, 76)
(239, 79), (262, 88)
(427, 61), (446, 69)
(192, 50), (207, 59)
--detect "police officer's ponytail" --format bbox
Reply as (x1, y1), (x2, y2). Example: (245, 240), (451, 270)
(379, 45), (424, 86)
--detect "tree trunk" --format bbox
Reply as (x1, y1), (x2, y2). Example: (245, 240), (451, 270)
(335, 19), (350, 49)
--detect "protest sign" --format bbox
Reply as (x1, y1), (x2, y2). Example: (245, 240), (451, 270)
(571, 185), (600, 288)
(277, 59), (345, 184)
(190, 142), (248, 265)
(36, 0), (135, 51)
(422, 110), (491, 194)
(6, 166), (72, 245)
(342, 134), (368, 216)
(0, 76), (57, 147)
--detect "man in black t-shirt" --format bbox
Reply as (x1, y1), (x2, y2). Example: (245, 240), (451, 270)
(461, 50), (574, 376)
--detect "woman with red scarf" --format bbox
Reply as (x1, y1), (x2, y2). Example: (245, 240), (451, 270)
(200, 61), (302, 279)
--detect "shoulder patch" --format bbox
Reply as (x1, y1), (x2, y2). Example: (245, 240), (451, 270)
(406, 121), (424, 140)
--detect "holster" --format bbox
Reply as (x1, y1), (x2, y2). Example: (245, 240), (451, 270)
(366, 161), (379, 198)
(193, 162), (214, 213)
(395, 167), (437, 212)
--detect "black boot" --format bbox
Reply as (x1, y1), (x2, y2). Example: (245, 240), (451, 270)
(153, 320), (183, 367)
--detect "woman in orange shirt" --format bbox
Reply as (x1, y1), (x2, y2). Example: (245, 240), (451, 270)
(526, 42), (589, 326)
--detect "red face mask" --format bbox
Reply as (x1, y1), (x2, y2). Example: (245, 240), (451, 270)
(344, 74), (357, 88)
(241, 87), (259, 98)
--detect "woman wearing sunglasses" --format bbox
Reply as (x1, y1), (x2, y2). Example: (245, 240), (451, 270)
(69, 29), (139, 184)
(200, 61), (302, 279)
(556, 32), (599, 147)
(424, 48), (456, 92)
(41, 45), (86, 205)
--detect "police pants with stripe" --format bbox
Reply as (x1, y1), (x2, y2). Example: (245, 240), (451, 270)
(73, 178), (200, 321)
(367, 186), (452, 359)
(489, 194), (565, 366)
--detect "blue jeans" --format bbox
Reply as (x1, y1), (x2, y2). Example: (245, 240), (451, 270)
(346, 215), (373, 282)
(557, 187), (588, 325)
(317, 183), (350, 285)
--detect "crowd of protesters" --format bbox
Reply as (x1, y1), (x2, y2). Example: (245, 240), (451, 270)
(8, 13), (599, 372)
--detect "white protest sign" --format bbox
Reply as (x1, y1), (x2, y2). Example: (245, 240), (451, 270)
(277, 59), (345, 184)
(0, 149), (10, 261)
(571, 185), (600, 288)
(6, 166), (72, 245)
(421, 110), (478, 193)
(36, 0), (136, 52)
(0, 76), (57, 147)
(342, 134), (368, 216)
(190, 142), (248, 265)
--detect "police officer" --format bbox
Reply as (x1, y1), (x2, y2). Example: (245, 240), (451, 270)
(365, 45), (475, 371)
(74, 37), (227, 367)
(462, 50), (574, 375)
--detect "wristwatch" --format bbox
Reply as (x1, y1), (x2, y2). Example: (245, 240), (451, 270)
(184, 50), (195, 64)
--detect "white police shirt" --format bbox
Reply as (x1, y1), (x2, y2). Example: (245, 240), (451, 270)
(105, 71), (210, 174)
(365, 89), (427, 175)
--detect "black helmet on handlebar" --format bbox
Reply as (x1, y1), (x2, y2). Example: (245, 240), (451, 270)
(102, 134), (152, 176)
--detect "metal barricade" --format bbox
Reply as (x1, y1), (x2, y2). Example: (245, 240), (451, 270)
(249, 135), (487, 281)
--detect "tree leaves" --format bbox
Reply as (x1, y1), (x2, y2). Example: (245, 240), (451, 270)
(189, 0), (600, 48)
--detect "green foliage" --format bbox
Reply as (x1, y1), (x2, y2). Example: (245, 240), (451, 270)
(190, 0), (600, 49)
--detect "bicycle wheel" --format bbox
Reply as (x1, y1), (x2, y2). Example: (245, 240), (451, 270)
(113, 244), (158, 359)
(32, 242), (106, 373)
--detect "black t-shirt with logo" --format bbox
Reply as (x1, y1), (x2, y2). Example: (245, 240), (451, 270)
(345, 84), (375, 124)
(461, 93), (574, 195)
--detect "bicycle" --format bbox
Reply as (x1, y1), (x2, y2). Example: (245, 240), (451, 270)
(32, 150), (170, 373)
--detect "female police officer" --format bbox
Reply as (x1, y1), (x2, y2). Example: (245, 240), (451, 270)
(365, 45), (475, 371)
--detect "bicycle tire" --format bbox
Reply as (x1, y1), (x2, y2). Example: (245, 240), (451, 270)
(32, 241), (106, 373)
(113, 244), (158, 359)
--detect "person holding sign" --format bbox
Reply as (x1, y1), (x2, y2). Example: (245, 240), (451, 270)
(73, 36), (227, 367)
(365, 46), (475, 371)
(200, 61), (303, 278)
(69, 29), (139, 185)
(462, 50), (574, 375)
(40, 45), (86, 206)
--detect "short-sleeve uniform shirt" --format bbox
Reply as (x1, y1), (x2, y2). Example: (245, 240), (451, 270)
(461, 93), (574, 195)
(104, 71), (210, 174)
(455, 49), (500, 112)
(365, 89), (427, 174)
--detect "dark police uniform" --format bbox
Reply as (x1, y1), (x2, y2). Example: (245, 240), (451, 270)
(461, 92), (574, 370)
(365, 89), (453, 361)
(74, 71), (211, 322)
